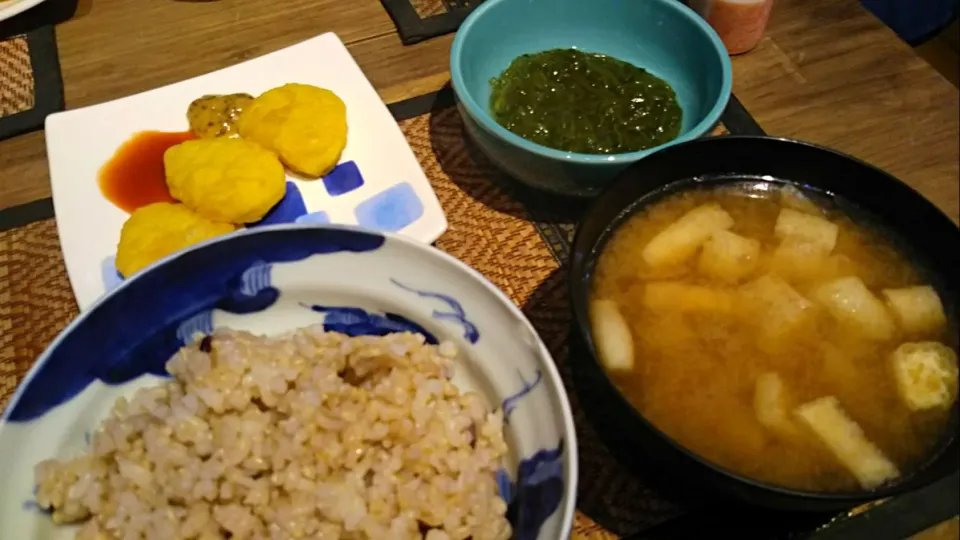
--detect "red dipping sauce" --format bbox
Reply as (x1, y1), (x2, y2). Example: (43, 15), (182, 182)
(98, 131), (195, 213)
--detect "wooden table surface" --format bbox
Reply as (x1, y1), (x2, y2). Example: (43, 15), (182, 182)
(1, 0), (958, 219)
(0, 1), (957, 538)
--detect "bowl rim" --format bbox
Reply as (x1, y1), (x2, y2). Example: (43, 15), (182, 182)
(449, 0), (733, 165)
(0, 223), (581, 535)
(568, 134), (959, 503)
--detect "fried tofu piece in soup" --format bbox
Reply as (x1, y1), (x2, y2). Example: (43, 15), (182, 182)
(813, 276), (896, 341)
(642, 203), (734, 268)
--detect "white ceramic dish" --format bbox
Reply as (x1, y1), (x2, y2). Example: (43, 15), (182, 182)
(0, 224), (578, 539)
(45, 32), (447, 311)
(0, 0), (46, 22)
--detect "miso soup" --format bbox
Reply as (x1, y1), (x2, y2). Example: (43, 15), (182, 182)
(589, 183), (958, 492)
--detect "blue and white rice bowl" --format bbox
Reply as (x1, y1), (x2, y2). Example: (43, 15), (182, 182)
(0, 225), (578, 539)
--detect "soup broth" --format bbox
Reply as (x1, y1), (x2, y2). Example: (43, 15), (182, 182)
(590, 183), (957, 492)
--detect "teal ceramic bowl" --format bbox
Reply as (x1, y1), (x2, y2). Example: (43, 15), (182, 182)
(450, 0), (733, 198)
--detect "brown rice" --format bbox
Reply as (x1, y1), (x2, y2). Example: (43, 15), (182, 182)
(34, 326), (511, 540)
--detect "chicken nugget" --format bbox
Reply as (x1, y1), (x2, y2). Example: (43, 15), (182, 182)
(116, 203), (236, 277)
(238, 83), (348, 177)
(165, 138), (286, 224)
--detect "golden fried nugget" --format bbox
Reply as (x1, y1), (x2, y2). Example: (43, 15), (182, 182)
(115, 203), (236, 277)
(165, 138), (286, 224)
(238, 83), (348, 177)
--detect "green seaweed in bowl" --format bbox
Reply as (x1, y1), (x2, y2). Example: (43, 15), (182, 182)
(489, 48), (683, 155)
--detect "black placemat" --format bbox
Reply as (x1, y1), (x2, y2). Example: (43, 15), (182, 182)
(0, 24), (63, 141)
(380, 0), (483, 44)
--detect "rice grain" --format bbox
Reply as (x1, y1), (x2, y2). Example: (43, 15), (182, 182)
(35, 326), (512, 540)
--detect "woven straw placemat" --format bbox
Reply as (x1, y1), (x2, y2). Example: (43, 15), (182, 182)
(0, 34), (35, 116)
(410, 0), (450, 18)
(0, 25), (63, 140)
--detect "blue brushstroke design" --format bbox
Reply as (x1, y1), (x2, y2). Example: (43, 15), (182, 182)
(502, 369), (543, 424)
(8, 229), (385, 422)
(302, 304), (438, 344)
(175, 311), (214, 346)
(295, 211), (331, 225)
(96, 320), (191, 384)
(248, 182), (308, 227)
(101, 256), (125, 292)
(240, 262), (270, 296)
(390, 279), (479, 344)
(502, 440), (566, 540)
(322, 160), (365, 197)
(22, 500), (51, 515)
(354, 182), (424, 232)
(84, 431), (91, 447)
(217, 262), (279, 314)
(496, 468), (514, 504)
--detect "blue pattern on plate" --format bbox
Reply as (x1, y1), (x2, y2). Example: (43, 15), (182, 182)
(354, 182), (424, 232)
(302, 304), (438, 344)
(217, 262), (279, 314)
(502, 369), (543, 424)
(496, 468), (514, 503)
(391, 278), (479, 343)
(240, 262), (271, 296)
(21, 500), (49, 514)
(295, 211), (331, 225)
(7, 228), (385, 422)
(323, 161), (365, 196)
(249, 182), (308, 227)
(101, 256), (125, 292)
(175, 311), (214, 345)
(500, 440), (566, 540)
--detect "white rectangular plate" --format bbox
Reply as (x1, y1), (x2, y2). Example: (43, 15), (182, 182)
(45, 32), (448, 311)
